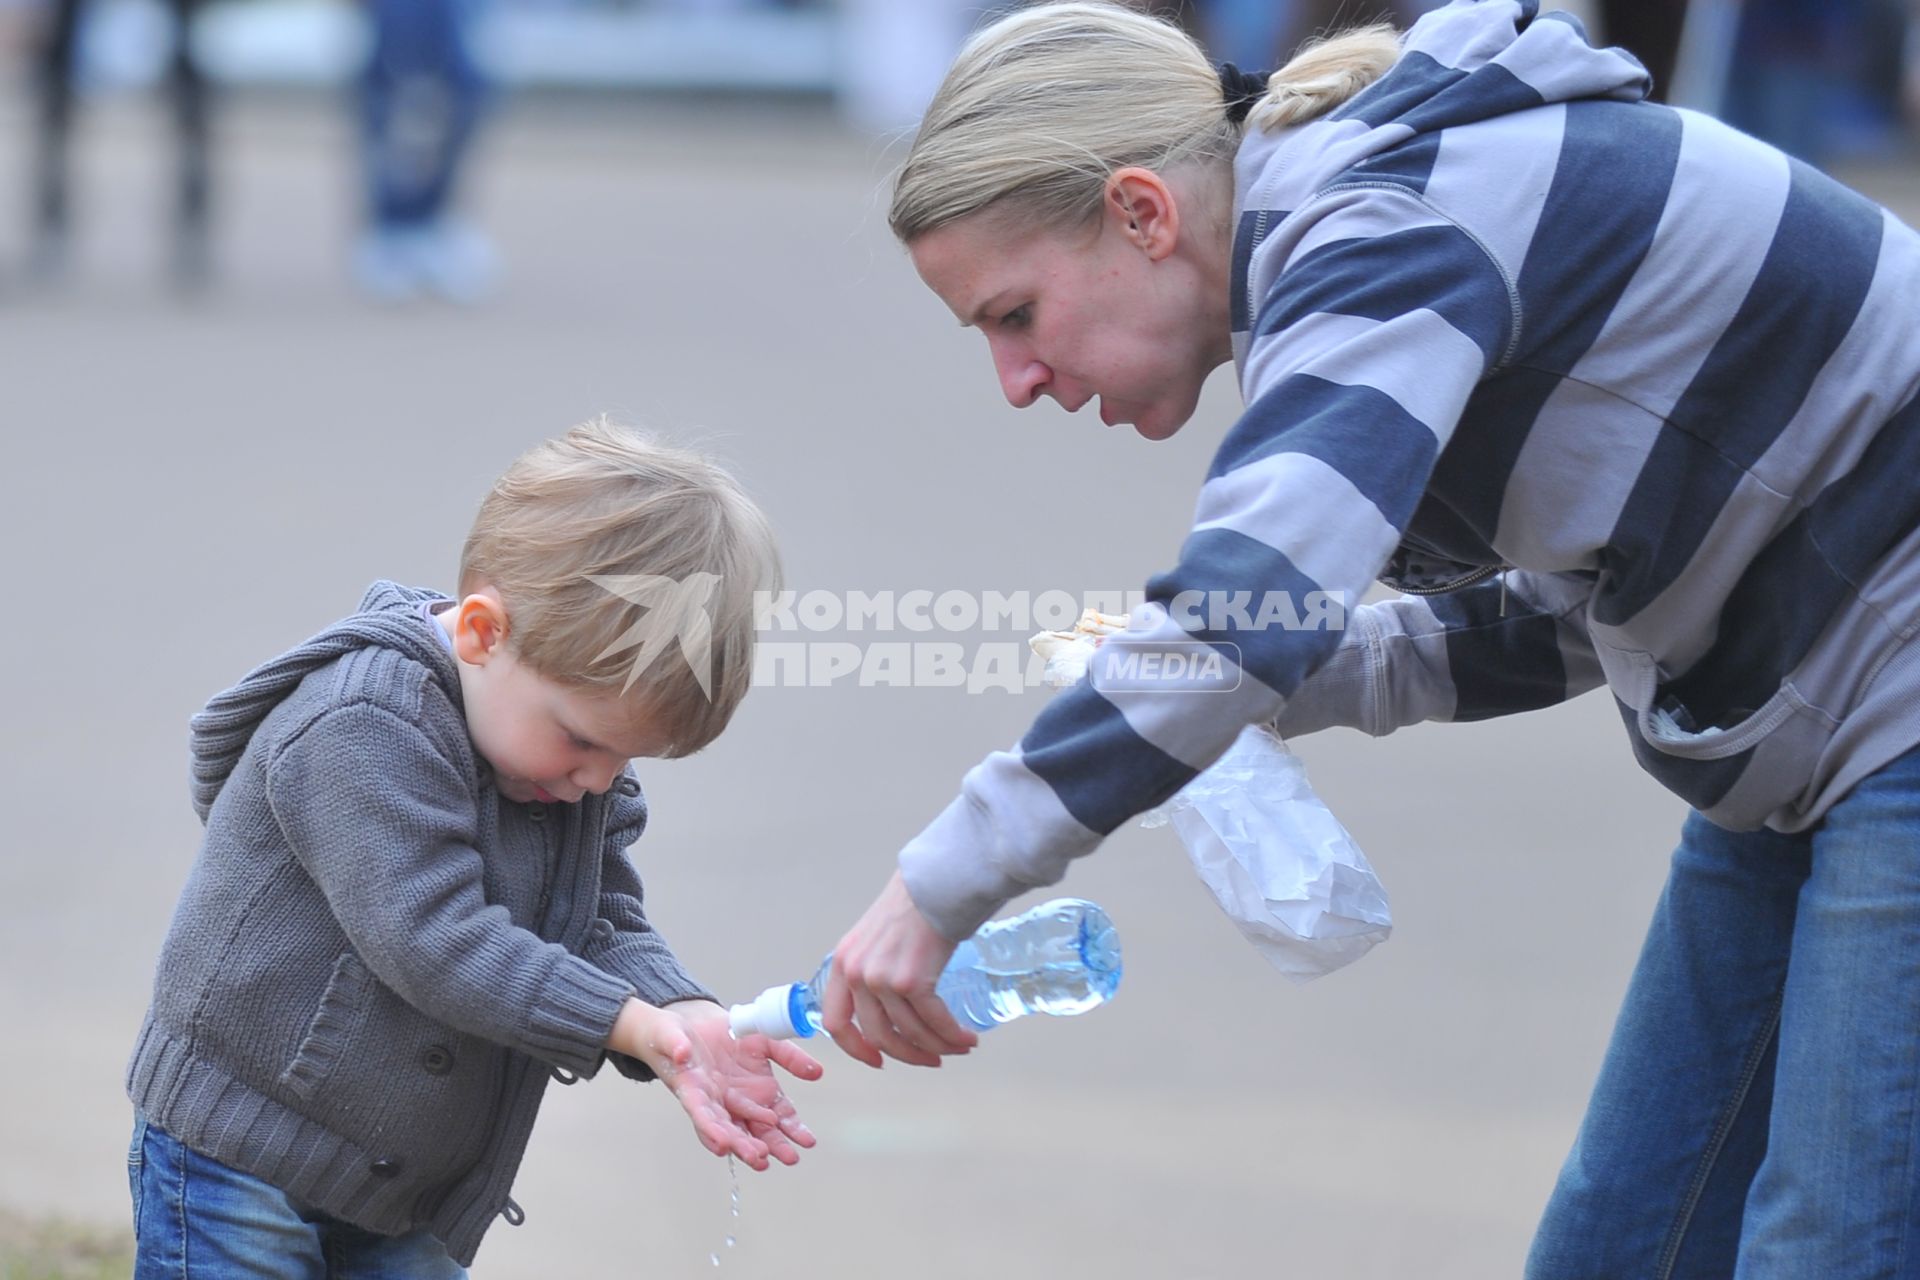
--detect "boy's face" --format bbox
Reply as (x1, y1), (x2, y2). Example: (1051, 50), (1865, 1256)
(439, 591), (670, 805)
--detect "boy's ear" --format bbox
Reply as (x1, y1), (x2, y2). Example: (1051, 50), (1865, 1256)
(451, 593), (510, 665)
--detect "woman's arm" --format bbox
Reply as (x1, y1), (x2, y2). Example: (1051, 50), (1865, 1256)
(828, 187), (1519, 1065)
(1278, 570), (1604, 739)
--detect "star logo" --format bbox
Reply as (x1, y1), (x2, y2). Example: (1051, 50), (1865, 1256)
(586, 573), (722, 699)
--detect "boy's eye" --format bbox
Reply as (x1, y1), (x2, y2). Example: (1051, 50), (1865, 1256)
(568, 734), (595, 752)
(998, 304), (1031, 331)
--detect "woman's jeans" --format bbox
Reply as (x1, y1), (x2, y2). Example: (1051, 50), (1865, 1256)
(1528, 744), (1920, 1278)
(129, 1115), (465, 1279)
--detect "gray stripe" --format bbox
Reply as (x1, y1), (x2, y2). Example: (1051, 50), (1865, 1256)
(1748, 211), (1920, 501)
(1194, 451), (1404, 591)
(1494, 377), (1663, 569)
(1570, 114), (1790, 415)
(1421, 104), (1565, 275)
(1245, 308), (1489, 436)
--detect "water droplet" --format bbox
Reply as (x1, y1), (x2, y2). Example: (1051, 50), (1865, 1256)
(726, 1235), (737, 1249)
(710, 1253), (720, 1267)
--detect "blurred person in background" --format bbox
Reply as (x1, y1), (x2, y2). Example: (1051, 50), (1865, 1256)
(26, 0), (212, 287)
(354, 0), (496, 303)
(824, 2), (1920, 1274)
(1719, 0), (1911, 166)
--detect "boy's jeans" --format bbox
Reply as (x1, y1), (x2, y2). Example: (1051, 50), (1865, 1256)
(129, 1114), (466, 1279)
(1528, 743), (1920, 1278)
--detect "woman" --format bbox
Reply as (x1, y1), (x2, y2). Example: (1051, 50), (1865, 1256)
(825, 1), (1920, 1274)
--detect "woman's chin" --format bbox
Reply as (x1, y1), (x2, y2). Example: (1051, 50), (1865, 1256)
(1130, 408), (1191, 442)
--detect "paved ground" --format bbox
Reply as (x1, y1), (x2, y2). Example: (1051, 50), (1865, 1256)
(2, 89), (1915, 1277)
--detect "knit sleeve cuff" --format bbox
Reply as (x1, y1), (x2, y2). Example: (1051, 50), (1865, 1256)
(584, 932), (713, 1009)
(519, 955), (636, 1076)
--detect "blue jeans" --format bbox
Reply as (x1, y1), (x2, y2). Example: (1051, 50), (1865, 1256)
(129, 1115), (466, 1279)
(360, 0), (488, 230)
(1528, 744), (1920, 1278)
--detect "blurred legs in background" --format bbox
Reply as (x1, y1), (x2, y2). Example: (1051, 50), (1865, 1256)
(356, 0), (495, 304)
(31, 0), (212, 287)
(1599, 0), (1688, 101)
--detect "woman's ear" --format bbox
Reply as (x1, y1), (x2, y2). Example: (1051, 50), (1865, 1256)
(1105, 167), (1181, 260)
(452, 592), (510, 666)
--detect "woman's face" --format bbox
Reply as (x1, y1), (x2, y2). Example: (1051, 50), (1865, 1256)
(907, 173), (1232, 442)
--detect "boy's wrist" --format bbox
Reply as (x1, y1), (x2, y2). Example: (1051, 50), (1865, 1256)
(608, 996), (668, 1063)
(667, 997), (727, 1024)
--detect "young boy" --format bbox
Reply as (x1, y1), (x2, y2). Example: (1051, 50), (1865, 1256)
(125, 420), (820, 1274)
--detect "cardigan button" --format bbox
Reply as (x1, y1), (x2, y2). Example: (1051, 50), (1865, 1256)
(421, 1044), (454, 1076)
(369, 1158), (402, 1179)
(589, 918), (616, 943)
(615, 776), (641, 797)
(527, 804), (546, 823)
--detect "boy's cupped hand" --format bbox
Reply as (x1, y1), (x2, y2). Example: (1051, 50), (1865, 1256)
(614, 997), (822, 1170)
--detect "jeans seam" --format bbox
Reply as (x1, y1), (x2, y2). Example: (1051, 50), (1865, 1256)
(1893, 1002), (1920, 1279)
(173, 1127), (189, 1278)
(1655, 991), (1783, 1280)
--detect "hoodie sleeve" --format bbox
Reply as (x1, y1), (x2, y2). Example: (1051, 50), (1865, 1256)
(899, 187), (1518, 940)
(1277, 570), (1604, 738)
(266, 701), (637, 1077)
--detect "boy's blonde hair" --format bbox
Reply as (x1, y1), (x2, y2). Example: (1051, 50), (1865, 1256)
(888, 1), (1401, 243)
(458, 418), (779, 757)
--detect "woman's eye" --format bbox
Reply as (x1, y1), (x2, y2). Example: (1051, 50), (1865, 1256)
(569, 734), (594, 752)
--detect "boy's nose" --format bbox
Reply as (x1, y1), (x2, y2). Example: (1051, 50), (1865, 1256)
(575, 762), (621, 796)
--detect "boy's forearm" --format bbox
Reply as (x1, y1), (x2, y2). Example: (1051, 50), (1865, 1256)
(608, 996), (671, 1067)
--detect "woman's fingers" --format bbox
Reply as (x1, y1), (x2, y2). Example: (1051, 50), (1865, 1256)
(851, 983), (942, 1068)
(822, 965), (885, 1068)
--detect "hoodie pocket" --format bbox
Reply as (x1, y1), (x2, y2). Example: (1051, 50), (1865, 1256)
(1593, 639), (1814, 760)
(278, 950), (374, 1103)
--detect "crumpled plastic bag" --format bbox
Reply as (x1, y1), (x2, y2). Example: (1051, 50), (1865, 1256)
(1032, 610), (1391, 983)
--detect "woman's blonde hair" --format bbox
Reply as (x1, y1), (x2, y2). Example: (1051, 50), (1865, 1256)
(458, 417), (779, 757)
(889, 1), (1401, 243)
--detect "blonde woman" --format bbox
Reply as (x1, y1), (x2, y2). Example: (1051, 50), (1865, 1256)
(824, 2), (1920, 1274)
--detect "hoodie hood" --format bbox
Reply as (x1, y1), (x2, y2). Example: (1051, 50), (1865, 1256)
(1236, 0), (1650, 216)
(189, 581), (456, 821)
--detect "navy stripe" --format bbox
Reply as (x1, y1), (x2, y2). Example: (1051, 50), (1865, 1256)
(1229, 209), (1273, 335)
(1596, 159), (1886, 627)
(1254, 223), (1512, 363)
(1613, 698), (1754, 811)
(1396, 62), (1546, 137)
(1020, 688), (1195, 835)
(1209, 375), (1440, 529)
(1145, 527), (1346, 698)
(1403, 488), (1503, 566)
(1335, 52), (1468, 128)
(1662, 392), (1920, 729)
(1427, 580), (1569, 720)
(1342, 132), (1443, 196)
(1432, 103), (1682, 543)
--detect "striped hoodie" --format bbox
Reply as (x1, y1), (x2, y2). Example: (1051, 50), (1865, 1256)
(900, 0), (1920, 941)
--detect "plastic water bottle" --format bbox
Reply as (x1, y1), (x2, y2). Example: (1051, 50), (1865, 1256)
(727, 898), (1122, 1040)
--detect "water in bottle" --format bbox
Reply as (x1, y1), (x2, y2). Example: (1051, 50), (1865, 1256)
(728, 898), (1122, 1040)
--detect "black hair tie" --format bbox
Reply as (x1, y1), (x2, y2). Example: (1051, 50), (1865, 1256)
(1218, 62), (1272, 124)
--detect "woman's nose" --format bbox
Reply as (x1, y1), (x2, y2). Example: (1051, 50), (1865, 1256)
(993, 344), (1050, 408)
